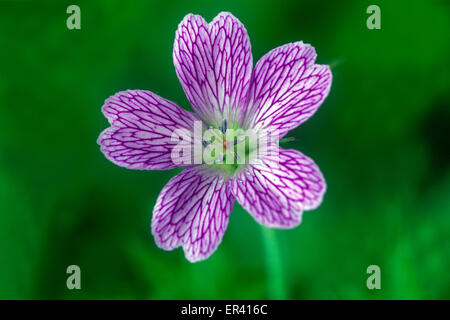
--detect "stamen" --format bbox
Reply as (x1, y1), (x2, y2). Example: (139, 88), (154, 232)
(230, 134), (245, 146)
(221, 119), (227, 133)
(233, 150), (242, 164)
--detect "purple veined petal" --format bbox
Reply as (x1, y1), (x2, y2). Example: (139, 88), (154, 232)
(173, 12), (253, 127)
(231, 145), (326, 228)
(152, 166), (234, 262)
(97, 89), (200, 170)
(246, 42), (332, 139)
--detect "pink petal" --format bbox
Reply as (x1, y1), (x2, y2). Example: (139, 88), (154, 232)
(152, 167), (234, 262)
(247, 42), (332, 138)
(231, 146), (326, 228)
(98, 90), (200, 170)
(173, 12), (253, 127)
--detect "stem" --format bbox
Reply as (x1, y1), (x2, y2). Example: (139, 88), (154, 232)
(261, 226), (287, 299)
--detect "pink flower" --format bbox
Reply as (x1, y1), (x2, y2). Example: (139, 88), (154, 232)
(98, 12), (332, 262)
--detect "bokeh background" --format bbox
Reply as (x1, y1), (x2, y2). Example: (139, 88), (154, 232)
(0, 0), (449, 299)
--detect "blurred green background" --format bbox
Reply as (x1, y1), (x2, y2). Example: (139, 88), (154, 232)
(0, 0), (449, 299)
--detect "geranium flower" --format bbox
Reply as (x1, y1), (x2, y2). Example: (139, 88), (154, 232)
(98, 12), (332, 262)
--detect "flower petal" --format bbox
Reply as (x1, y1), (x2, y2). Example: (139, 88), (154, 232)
(98, 90), (200, 170)
(247, 42), (332, 138)
(173, 12), (253, 127)
(231, 146), (326, 228)
(152, 167), (234, 262)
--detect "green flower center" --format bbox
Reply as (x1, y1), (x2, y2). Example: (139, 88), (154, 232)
(202, 119), (257, 176)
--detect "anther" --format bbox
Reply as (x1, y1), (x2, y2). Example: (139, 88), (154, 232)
(221, 119), (227, 133)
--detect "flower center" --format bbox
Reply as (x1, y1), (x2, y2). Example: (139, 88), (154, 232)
(202, 119), (255, 176)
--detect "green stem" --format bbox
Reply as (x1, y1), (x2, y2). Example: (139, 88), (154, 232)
(261, 227), (287, 299)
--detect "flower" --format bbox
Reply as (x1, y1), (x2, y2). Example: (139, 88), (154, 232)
(98, 12), (332, 262)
